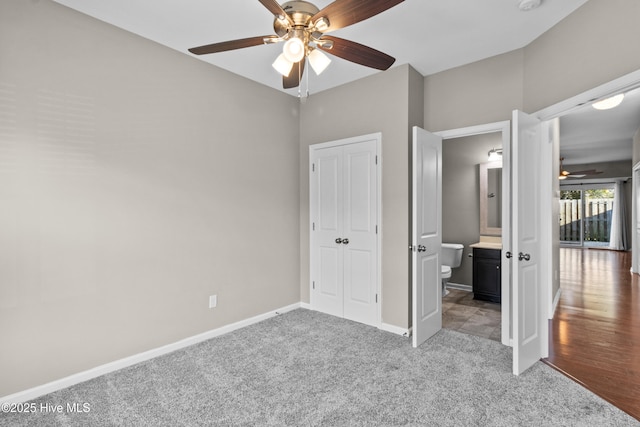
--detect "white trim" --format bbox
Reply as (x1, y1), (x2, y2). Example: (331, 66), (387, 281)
(446, 283), (472, 292)
(551, 288), (562, 318)
(300, 301), (312, 310)
(534, 69), (640, 121)
(633, 161), (640, 274)
(435, 120), (510, 139)
(379, 322), (410, 337)
(0, 303), (301, 404)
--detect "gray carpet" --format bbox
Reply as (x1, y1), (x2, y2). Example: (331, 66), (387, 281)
(2, 309), (638, 426)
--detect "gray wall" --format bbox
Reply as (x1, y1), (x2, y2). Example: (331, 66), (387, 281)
(442, 133), (503, 286)
(0, 0), (300, 397)
(299, 64), (423, 329)
(523, 0), (640, 113)
(4, 0), (640, 400)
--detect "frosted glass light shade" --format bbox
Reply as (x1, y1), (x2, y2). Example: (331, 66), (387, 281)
(283, 37), (305, 63)
(272, 53), (294, 77)
(592, 93), (625, 110)
(308, 49), (331, 75)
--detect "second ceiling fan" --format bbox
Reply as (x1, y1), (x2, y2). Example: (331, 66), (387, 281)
(188, 0), (404, 89)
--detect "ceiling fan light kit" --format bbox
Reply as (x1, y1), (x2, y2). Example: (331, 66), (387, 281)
(188, 0), (404, 90)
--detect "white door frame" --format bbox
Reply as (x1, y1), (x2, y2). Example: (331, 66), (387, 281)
(436, 121), (512, 346)
(633, 161), (640, 274)
(309, 133), (383, 327)
(534, 69), (640, 317)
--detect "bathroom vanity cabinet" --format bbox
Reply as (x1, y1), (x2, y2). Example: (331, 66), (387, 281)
(472, 247), (501, 303)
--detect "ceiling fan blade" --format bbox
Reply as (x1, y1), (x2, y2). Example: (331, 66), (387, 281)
(188, 36), (273, 55)
(258, 0), (293, 24)
(312, 0), (404, 32)
(318, 36), (395, 70)
(568, 169), (600, 175)
(283, 59), (306, 89)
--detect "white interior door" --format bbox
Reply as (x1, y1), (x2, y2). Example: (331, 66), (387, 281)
(342, 141), (378, 325)
(512, 110), (548, 374)
(312, 145), (344, 318)
(310, 135), (379, 327)
(412, 126), (442, 348)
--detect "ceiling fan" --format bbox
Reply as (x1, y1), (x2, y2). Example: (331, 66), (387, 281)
(188, 0), (404, 89)
(559, 158), (603, 180)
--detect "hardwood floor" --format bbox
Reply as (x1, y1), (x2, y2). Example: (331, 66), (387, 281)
(544, 247), (640, 421)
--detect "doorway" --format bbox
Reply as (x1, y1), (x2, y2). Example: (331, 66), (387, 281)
(435, 121), (511, 346)
(560, 185), (615, 247)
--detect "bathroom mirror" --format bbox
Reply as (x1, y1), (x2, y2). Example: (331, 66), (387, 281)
(480, 161), (502, 236)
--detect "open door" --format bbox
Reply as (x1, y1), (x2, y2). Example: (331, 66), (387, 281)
(412, 126), (443, 348)
(511, 110), (549, 374)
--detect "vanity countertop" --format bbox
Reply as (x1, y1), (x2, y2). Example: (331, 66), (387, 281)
(470, 236), (502, 250)
(470, 242), (502, 250)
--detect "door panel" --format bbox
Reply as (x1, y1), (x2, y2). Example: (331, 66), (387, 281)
(343, 140), (377, 325)
(412, 126), (442, 348)
(512, 110), (547, 374)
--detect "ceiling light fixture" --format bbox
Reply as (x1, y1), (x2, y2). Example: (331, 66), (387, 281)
(592, 93), (625, 110)
(488, 148), (503, 162)
(272, 53), (294, 77)
(308, 49), (331, 75)
(282, 36), (306, 63)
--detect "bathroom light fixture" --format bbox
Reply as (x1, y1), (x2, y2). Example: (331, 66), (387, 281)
(592, 93), (625, 110)
(488, 148), (503, 162)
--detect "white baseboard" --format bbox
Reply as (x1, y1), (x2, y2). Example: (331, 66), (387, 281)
(303, 303), (409, 337)
(446, 282), (472, 292)
(379, 322), (410, 337)
(1, 302), (301, 404)
(299, 302), (312, 310)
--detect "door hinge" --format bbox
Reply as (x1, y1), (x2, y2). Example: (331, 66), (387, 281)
(375, 225), (378, 234)
(312, 222), (315, 231)
(375, 155), (378, 165)
(375, 294), (378, 303)
(312, 281), (315, 290)
(312, 163), (315, 172)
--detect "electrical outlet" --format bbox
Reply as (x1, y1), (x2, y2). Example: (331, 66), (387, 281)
(209, 295), (217, 308)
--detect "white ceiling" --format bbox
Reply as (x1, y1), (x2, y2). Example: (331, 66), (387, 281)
(52, 0), (589, 95)
(559, 87), (640, 166)
(52, 0), (639, 166)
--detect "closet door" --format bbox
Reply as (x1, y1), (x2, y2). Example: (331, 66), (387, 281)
(342, 141), (377, 325)
(312, 145), (344, 318)
(310, 137), (378, 327)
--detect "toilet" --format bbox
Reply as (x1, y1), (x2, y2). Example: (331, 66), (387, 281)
(441, 243), (464, 296)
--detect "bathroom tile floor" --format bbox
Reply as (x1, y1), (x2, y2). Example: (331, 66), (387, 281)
(442, 289), (501, 342)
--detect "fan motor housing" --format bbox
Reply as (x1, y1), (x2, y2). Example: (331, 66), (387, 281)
(274, 1), (320, 36)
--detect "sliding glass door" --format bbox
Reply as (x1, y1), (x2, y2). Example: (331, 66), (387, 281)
(560, 185), (615, 247)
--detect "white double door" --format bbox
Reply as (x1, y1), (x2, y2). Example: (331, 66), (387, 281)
(412, 114), (547, 375)
(310, 135), (379, 327)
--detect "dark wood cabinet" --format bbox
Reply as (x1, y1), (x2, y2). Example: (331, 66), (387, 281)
(472, 247), (501, 303)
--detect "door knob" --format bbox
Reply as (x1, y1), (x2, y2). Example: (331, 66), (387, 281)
(335, 238), (343, 244)
(342, 238), (349, 245)
(417, 245), (426, 252)
(518, 252), (531, 261)
(505, 251), (513, 259)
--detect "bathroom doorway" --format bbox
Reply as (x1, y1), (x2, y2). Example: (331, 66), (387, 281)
(436, 121), (510, 346)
